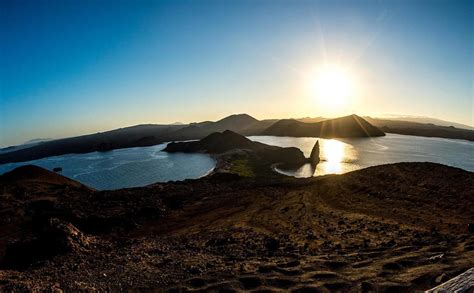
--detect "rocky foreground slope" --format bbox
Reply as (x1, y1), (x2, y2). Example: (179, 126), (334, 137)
(0, 163), (473, 291)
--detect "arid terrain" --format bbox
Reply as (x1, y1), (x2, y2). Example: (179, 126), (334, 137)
(0, 162), (473, 292)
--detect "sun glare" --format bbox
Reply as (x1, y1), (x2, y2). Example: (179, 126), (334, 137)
(311, 65), (353, 110)
(321, 139), (344, 173)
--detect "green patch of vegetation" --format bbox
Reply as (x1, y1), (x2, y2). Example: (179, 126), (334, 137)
(228, 158), (256, 177)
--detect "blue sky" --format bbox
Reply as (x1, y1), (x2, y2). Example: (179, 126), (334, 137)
(1, 0), (473, 146)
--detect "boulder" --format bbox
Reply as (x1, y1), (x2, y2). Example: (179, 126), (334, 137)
(1, 218), (89, 269)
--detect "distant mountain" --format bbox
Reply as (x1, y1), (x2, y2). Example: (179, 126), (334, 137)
(0, 138), (52, 154)
(376, 116), (473, 130)
(168, 114), (272, 139)
(292, 115), (474, 142)
(365, 117), (474, 141)
(263, 114), (385, 138)
(23, 138), (53, 144)
(0, 114), (275, 164)
(0, 124), (186, 164)
(296, 117), (326, 123)
(3, 112), (472, 165)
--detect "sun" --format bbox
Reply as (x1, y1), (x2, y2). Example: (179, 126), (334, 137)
(311, 65), (353, 109)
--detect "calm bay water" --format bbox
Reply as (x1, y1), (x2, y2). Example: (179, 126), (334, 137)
(0, 134), (472, 189)
(249, 134), (474, 177)
(0, 143), (216, 190)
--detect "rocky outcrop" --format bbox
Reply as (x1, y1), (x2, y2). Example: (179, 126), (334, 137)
(1, 218), (89, 269)
(310, 140), (320, 165)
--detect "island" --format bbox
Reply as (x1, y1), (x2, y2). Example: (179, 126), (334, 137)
(164, 130), (319, 176)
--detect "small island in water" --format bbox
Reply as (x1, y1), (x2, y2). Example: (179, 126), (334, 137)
(165, 130), (320, 176)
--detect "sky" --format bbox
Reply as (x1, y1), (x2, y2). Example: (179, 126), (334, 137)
(1, 0), (473, 146)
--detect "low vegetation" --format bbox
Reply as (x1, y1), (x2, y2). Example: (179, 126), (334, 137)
(227, 158), (256, 177)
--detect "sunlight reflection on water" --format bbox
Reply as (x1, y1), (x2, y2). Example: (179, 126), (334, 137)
(251, 136), (359, 177)
(280, 139), (358, 177)
(318, 139), (350, 174)
(249, 134), (474, 177)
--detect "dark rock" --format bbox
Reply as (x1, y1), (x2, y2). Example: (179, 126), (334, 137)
(266, 277), (296, 289)
(238, 276), (261, 289)
(324, 260), (347, 269)
(1, 218), (89, 269)
(258, 264), (276, 273)
(265, 237), (280, 252)
(324, 281), (351, 290)
(279, 260), (300, 268)
(382, 262), (403, 270)
(46, 218), (89, 251)
(361, 281), (375, 292)
(468, 223), (474, 233)
(292, 286), (328, 293)
(382, 239), (396, 247)
(382, 284), (410, 293)
(206, 236), (236, 247)
(187, 277), (207, 288)
(188, 266), (203, 275)
(306, 230), (316, 240)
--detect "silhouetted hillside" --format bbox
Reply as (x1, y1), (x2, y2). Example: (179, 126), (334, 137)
(165, 130), (266, 153)
(0, 165), (88, 188)
(166, 114), (275, 139)
(165, 130), (308, 166)
(4, 113), (472, 165)
(0, 138), (51, 154)
(263, 114), (385, 138)
(296, 117), (326, 123)
(365, 117), (474, 141)
(374, 116), (474, 130)
(0, 124), (185, 164)
(0, 114), (276, 164)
